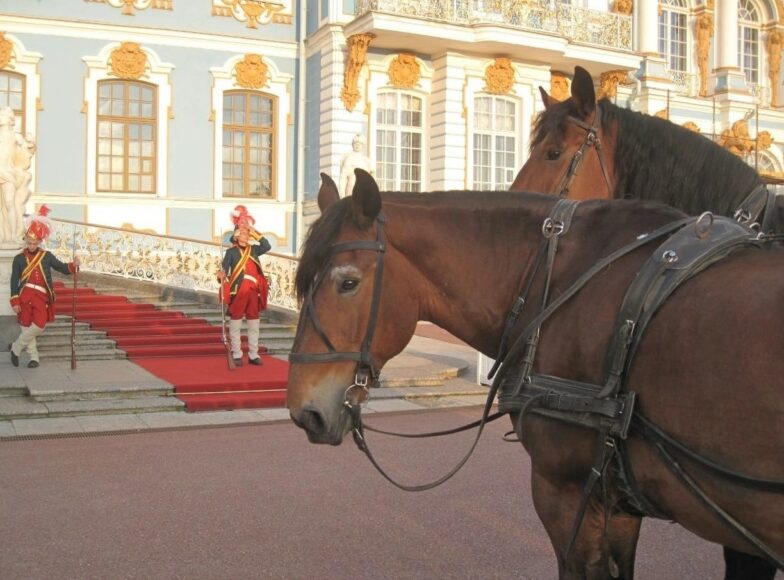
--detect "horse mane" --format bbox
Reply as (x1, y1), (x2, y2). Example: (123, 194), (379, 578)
(296, 198), (353, 300)
(532, 99), (763, 216)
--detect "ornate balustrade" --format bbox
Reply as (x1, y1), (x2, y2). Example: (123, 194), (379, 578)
(48, 220), (299, 312)
(356, 0), (632, 51)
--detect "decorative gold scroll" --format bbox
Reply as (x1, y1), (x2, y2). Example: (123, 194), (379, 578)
(485, 58), (515, 94)
(84, 0), (172, 16)
(597, 70), (630, 99)
(550, 71), (570, 101)
(235, 54), (269, 89)
(682, 121), (700, 132)
(388, 53), (421, 89)
(0, 33), (13, 70)
(696, 13), (713, 97)
(109, 42), (148, 79)
(767, 31), (782, 106)
(341, 33), (374, 112)
(612, 0), (633, 15)
(212, 0), (289, 27)
(718, 118), (774, 157)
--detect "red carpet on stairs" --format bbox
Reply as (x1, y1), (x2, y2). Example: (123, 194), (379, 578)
(53, 281), (289, 412)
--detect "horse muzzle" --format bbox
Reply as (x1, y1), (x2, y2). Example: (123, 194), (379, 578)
(290, 403), (351, 445)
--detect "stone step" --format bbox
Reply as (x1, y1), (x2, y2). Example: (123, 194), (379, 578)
(0, 395), (183, 420)
(35, 328), (108, 340)
(34, 337), (117, 351)
(29, 348), (127, 362)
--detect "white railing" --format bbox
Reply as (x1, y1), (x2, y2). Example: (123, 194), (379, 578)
(355, 0), (633, 51)
(47, 220), (299, 312)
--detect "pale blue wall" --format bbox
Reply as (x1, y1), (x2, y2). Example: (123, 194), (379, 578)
(304, 52), (321, 202)
(168, 207), (211, 240)
(47, 204), (85, 222)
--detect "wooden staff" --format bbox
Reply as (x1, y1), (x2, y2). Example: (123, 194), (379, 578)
(70, 226), (77, 370)
(219, 232), (235, 371)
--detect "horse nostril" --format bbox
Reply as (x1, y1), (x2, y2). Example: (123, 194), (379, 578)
(299, 407), (326, 436)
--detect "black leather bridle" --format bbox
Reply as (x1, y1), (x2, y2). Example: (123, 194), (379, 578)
(288, 212), (387, 408)
(555, 104), (614, 199)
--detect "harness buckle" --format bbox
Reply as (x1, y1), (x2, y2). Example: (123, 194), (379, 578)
(542, 218), (565, 239)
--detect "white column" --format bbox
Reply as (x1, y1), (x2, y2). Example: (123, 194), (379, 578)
(636, 0), (659, 55)
(430, 53), (467, 191)
(716, 0), (740, 69)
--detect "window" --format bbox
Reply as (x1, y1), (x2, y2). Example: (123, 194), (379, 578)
(96, 80), (156, 193)
(472, 96), (517, 189)
(0, 71), (24, 131)
(658, 0), (688, 73)
(375, 91), (423, 192)
(738, 0), (761, 83)
(222, 91), (275, 198)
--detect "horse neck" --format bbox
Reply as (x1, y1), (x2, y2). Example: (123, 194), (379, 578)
(383, 193), (551, 356)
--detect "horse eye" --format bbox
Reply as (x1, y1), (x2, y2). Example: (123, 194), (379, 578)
(339, 279), (359, 294)
(546, 149), (562, 161)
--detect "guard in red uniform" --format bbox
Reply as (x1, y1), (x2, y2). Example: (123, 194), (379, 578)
(9, 206), (79, 368)
(216, 206), (271, 366)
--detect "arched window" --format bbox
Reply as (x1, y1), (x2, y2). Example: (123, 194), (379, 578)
(96, 80), (157, 193)
(375, 91), (423, 192)
(0, 71), (24, 131)
(738, 0), (761, 83)
(472, 95), (517, 190)
(222, 90), (276, 198)
(658, 0), (688, 73)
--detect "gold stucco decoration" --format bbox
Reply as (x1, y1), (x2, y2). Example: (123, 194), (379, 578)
(550, 71), (570, 101)
(718, 117), (773, 157)
(654, 109), (668, 120)
(612, 0), (633, 15)
(388, 53), (420, 89)
(84, 0), (172, 16)
(597, 70), (631, 99)
(109, 42), (148, 79)
(0, 33), (13, 70)
(341, 33), (374, 112)
(235, 54), (269, 89)
(682, 121), (701, 132)
(767, 31), (782, 106)
(485, 58), (515, 95)
(696, 13), (713, 97)
(214, 0), (288, 28)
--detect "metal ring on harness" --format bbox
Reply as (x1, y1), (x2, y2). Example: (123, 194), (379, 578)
(542, 218), (565, 238)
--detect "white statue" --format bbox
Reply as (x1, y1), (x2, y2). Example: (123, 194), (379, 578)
(0, 106), (36, 245)
(338, 134), (373, 198)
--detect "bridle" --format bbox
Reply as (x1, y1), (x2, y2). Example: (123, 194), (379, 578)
(288, 212), (387, 409)
(554, 103), (614, 199)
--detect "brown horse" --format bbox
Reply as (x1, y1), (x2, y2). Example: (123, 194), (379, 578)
(288, 170), (783, 579)
(512, 67), (784, 578)
(510, 66), (783, 234)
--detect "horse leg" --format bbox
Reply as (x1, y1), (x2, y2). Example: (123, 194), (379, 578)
(723, 547), (777, 580)
(532, 471), (630, 579)
(605, 513), (642, 579)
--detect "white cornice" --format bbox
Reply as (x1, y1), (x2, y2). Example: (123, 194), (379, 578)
(0, 13), (298, 59)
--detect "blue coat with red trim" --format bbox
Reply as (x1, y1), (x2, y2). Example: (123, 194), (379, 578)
(9, 250), (74, 308)
(220, 235), (271, 301)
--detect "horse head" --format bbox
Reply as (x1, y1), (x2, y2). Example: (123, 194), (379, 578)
(510, 66), (617, 200)
(288, 170), (420, 444)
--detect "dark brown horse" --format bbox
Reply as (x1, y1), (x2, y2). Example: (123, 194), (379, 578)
(287, 170), (783, 579)
(510, 66), (783, 234)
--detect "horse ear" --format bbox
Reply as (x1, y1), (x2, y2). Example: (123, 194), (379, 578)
(351, 168), (382, 228)
(539, 86), (558, 110)
(571, 66), (596, 118)
(317, 173), (340, 213)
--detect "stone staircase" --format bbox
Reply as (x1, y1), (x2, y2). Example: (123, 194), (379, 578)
(35, 273), (297, 361)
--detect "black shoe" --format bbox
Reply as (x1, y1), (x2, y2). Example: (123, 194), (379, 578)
(9, 344), (18, 367)
(248, 357), (263, 366)
(233, 358), (243, 367)
(28, 360), (39, 368)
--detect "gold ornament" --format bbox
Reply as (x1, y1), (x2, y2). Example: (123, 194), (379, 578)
(654, 109), (669, 120)
(682, 121), (701, 132)
(110, 42), (148, 80)
(597, 70), (630, 99)
(388, 53), (420, 89)
(550, 71), (570, 102)
(0, 33), (13, 70)
(485, 58), (515, 95)
(341, 34), (374, 112)
(613, 0), (633, 15)
(235, 54), (269, 89)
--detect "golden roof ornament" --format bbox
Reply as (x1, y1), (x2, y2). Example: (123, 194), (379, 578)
(109, 42), (148, 79)
(388, 53), (420, 89)
(235, 54), (269, 89)
(485, 58), (515, 95)
(0, 33), (13, 70)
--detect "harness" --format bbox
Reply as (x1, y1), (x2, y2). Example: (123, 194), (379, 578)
(555, 105), (614, 199)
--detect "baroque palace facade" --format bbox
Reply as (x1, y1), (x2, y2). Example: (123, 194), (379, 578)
(1, 0), (783, 255)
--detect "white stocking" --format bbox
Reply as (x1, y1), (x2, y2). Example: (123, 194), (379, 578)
(229, 319), (243, 360)
(247, 318), (260, 360)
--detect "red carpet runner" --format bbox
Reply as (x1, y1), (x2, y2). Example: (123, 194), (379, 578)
(53, 281), (288, 411)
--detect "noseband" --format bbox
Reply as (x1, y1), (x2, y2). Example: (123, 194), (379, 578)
(289, 212), (387, 406)
(555, 104), (614, 198)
